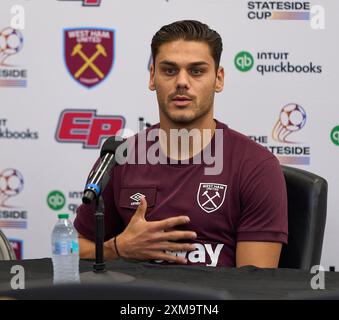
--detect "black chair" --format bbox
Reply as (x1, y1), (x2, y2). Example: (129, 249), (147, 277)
(278, 166), (328, 270)
(0, 229), (16, 261)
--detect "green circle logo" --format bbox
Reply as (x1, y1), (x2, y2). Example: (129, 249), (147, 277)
(235, 51), (254, 72)
(330, 126), (339, 146)
(47, 190), (65, 210)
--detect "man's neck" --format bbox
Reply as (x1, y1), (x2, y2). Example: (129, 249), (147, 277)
(159, 115), (216, 161)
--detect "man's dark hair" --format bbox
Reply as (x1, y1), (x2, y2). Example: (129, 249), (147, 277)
(151, 20), (223, 71)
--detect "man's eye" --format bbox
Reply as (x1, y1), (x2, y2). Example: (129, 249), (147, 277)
(164, 68), (177, 75)
(190, 69), (204, 76)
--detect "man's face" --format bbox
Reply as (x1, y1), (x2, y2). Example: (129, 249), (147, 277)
(149, 40), (224, 125)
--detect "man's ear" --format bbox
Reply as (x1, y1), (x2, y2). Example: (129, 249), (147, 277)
(149, 64), (156, 91)
(215, 66), (224, 93)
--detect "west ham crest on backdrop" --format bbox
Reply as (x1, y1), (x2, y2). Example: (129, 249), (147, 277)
(64, 28), (114, 88)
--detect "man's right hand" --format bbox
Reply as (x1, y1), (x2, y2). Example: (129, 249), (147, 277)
(114, 196), (197, 264)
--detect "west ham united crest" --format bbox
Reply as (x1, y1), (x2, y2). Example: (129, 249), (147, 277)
(197, 183), (227, 213)
(64, 28), (114, 88)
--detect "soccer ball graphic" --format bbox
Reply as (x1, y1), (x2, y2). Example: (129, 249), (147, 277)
(0, 27), (24, 55)
(0, 168), (24, 197)
(279, 103), (307, 132)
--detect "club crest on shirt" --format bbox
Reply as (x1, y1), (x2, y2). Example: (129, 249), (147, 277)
(197, 183), (227, 213)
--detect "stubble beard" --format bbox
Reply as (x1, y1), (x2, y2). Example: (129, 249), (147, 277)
(159, 97), (214, 126)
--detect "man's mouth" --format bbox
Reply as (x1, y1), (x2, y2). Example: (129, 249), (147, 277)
(171, 95), (193, 107)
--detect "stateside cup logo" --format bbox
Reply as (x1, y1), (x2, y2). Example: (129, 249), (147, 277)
(271, 103), (310, 165)
(272, 103), (307, 143)
(64, 28), (114, 88)
(0, 169), (24, 208)
(197, 183), (227, 213)
(249, 103), (310, 165)
(0, 27), (23, 65)
(0, 26), (26, 87)
(246, 1), (325, 30)
(0, 168), (27, 229)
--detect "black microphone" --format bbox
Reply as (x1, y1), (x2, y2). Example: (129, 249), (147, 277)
(82, 136), (125, 205)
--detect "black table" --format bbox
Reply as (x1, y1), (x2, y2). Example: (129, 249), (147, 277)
(0, 258), (339, 300)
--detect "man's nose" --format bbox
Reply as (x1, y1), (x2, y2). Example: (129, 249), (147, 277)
(175, 70), (190, 89)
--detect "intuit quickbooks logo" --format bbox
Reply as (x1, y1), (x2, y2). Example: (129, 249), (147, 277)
(47, 190), (83, 214)
(234, 51), (322, 75)
(47, 191), (66, 211)
(234, 51), (254, 72)
(330, 126), (339, 146)
(0, 118), (39, 140)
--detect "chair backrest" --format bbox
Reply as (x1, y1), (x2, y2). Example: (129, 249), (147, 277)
(0, 230), (16, 260)
(278, 166), (328, 270)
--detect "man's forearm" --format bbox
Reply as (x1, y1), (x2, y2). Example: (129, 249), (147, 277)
(78, 236), (119, 260)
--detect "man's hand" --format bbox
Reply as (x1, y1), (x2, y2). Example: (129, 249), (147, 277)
(115, 196), (197, 264)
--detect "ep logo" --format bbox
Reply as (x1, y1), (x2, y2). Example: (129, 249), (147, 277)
(55, 110), (125, 149)
(58, 0), (102, 6)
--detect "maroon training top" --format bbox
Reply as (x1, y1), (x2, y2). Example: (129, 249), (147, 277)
(74, 120), (288, 267)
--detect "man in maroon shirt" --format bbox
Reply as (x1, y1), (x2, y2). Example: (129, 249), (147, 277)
(74, 20), (288, 268)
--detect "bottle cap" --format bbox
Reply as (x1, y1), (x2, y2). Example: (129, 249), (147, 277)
(58, 213), (69, 219)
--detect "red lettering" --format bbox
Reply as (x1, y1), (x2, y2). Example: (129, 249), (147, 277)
(56, 110), (125, 148)
(57, 111), (93, 141)
(59, 0), (101, 7)
(87, 118), (124, 147)
(84, 0), (101, 5)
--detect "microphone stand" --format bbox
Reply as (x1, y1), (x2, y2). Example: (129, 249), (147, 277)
(80, 185), (134, 284)
(93, 195), (105, 273)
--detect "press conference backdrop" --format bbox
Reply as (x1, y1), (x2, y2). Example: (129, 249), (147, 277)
(0, 0), (338, 268)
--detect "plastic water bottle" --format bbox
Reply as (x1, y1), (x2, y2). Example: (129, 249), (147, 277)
(51, 213), (80, 284)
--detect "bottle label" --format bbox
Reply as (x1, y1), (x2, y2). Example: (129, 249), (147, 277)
(53, 240), (79, 255)
(71, 240), (79, 254)
(53, 241), (70, 256)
